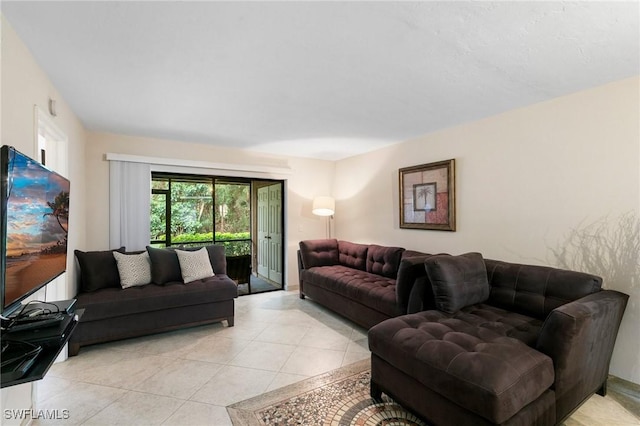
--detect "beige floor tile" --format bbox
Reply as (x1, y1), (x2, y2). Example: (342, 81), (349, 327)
(32, 382), (127, 425)
(29, 290), (637, 425)
(34, 376), (75, 405)
(107, 324), (226, 358)
(47, 348), (130, 379)
(179, 335), (250, 364)
(211, 319), (270, 340)
(132, 359), (223, 399)
(82, 391), (184, 425)
(346, 337), (370, 354)
(234, 307), (284, 323)
(162, 401), (232, 426)
(190, 365), (276, 406)
(350, 326), (369, 340)
(341, 350), (370, 366)
(266, 372), (310, 392)
(70, 353), (175, 389)
(229, 340), (296, 371)
(298, 326), (352, 351)
(253, 323), (310, 345)
(280, 346), (345, 376)
(564, 393), (640, 425)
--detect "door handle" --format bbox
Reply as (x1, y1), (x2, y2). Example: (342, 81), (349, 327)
(265, 236), (272, 239)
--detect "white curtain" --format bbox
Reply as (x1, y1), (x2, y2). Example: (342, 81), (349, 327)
(109, 160), (151, 251)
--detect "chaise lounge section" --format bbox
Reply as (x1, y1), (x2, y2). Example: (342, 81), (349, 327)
(368, 253), (628, 425)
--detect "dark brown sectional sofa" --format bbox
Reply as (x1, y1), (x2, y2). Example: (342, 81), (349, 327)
(297, 239), (427, 328)
(298, 240), (629, 425)
(368, 252), (629, 426)
(69, 245), (237, 356)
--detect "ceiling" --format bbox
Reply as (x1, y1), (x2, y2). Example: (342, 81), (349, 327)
(2, 2), (639, 161)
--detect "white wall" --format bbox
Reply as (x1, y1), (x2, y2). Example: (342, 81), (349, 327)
(334, 76), (640, 384)
(85, 131), (335, 289)
(1, 15), (87, 423)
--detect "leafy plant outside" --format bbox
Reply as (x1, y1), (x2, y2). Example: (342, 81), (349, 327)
(157, 232), (251, 256)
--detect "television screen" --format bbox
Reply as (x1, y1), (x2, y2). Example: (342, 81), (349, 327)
(1, 146), (70, 314)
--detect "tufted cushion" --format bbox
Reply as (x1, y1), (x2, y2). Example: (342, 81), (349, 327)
(299, 239), (339, 268)
(485, 259), (603, 320)
(366, 245), (405, 279)
(338, 241), (368, 270)
(369, 311), (553, 424)
(302, 265), (398, 317)
(75, 247), (126, 292)
(425, 252), (490, 314)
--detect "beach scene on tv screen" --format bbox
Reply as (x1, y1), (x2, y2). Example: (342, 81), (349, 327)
(5, 152), (69, 307)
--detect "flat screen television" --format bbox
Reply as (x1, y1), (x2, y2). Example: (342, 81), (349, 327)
(1, 146), (70, 317)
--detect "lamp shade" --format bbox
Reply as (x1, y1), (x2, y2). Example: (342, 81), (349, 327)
(312, 196), (335, 216)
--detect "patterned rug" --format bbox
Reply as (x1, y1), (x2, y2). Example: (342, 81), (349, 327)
(227, 360), (426, 426)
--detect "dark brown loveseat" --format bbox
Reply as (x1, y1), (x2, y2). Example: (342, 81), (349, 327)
(69, 245), (237, 356)
(368, 253), (628, 426)
(298, 239), (427, 329)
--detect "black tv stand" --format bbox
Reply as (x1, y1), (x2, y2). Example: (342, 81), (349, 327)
(1, 340), (43, 382)
(1, 303), (83, 388)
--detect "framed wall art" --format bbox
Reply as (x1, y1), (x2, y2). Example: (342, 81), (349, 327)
(399, 159), (455, 231)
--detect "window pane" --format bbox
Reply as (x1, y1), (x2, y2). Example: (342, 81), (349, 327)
(152, 179), (169, 190)
(215, 182), (250, 236)
(150, 193), (167, 242)
(220, 240), (251, 256)
(171, 181), (214, 245)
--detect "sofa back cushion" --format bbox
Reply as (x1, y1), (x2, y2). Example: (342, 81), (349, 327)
(338, 241), (368, 270)
(75, 247), (126, 292)
(147, 246), (182, 284)
(205, 245), (227, 276)
(146, 245), (227, 285)
(425, 252), (490, 314)
(485, 259), (603, 320)
(366, 245), (405, 279)
(299, 239), (339, 268)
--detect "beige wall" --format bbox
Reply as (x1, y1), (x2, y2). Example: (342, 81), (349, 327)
(1, 16), (87, 297)
(334, 76), (640, 384)
(85, 132), (335, 288)
(1, 15), (87, 421)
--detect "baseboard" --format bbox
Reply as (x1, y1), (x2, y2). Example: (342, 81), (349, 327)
(608, 375), (640, 419)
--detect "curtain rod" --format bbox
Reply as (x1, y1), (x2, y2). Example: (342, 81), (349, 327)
(105, 153), (293, 176)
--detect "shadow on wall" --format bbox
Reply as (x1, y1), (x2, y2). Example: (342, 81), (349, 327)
(547, 211), (640, 382)
(546, 211), (639, 292)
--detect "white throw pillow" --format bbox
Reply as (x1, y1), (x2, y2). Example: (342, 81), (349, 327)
(113, 251), (152, 288)
(175, 247), (215, 283)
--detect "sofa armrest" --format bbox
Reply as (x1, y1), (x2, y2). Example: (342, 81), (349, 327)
(536, 290), (628, 421)
(395, 255), (434, 314)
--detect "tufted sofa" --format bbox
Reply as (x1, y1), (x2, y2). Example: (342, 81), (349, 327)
(368, 253), (629, 425)
(297, 239), (427, 329)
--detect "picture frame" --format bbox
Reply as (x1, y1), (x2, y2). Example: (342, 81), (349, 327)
(399, 159), (455, 231)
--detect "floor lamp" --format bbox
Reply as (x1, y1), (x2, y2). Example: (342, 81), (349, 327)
(312, 196), (335, 238)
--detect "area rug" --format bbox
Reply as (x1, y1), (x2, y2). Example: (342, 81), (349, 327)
(227, 359), (426, 426)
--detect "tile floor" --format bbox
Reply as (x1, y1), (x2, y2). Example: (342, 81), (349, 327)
(32, 290), (638, 425)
